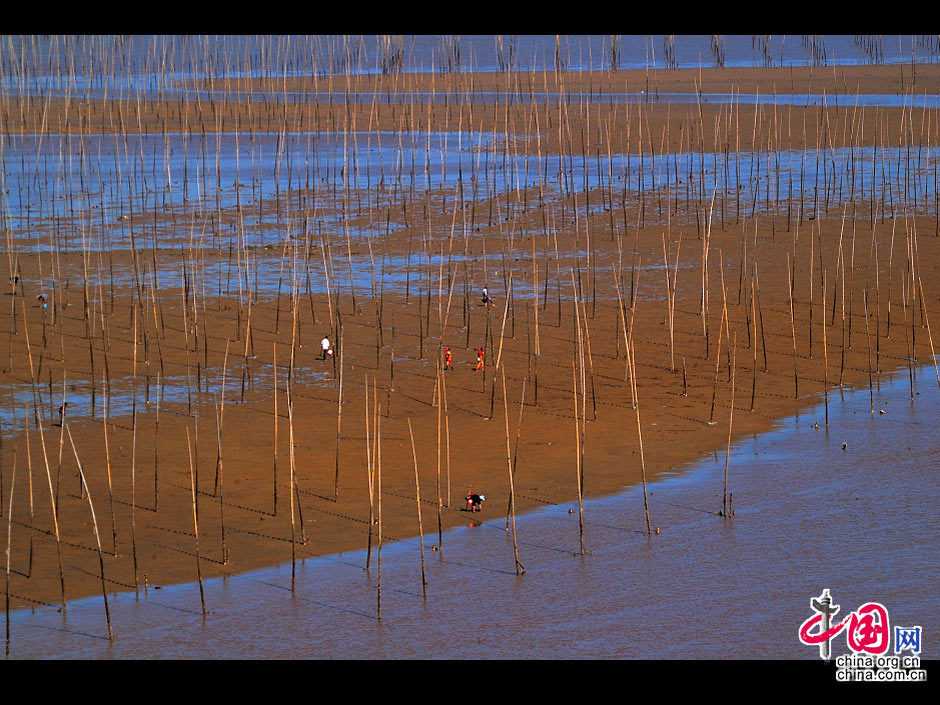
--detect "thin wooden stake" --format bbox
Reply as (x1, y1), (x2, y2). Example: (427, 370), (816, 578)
(407, 419), (428, 599)
(501, 368), (525, 575)
(185, 427), (207, 617)
(66, 426), (112, 639)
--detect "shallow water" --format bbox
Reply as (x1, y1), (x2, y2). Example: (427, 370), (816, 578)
(0, 131), (497, 239)
(3, 130), (935, 253)
(0, 362), (330, 433)
(3, 363), (937, 659)
(16, 241), (634, 308)
(3, 36), (936, 97)
(166, 89), (940, 110)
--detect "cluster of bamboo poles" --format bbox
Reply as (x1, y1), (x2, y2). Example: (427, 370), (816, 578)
(1, 37), (939, 654)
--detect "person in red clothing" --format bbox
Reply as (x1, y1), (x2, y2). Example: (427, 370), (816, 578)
(473, 347), (485, 371)
(443, 346), (453, 371)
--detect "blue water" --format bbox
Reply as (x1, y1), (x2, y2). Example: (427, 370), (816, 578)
(161, 90), (940, 110)
(0, 363), (330, 432)
(3, 364), (937, 658)
(3, 130), (935, 254)
(2, 36), (936, 96)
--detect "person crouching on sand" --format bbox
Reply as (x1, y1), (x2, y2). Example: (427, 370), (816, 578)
(465, 490), (486, 512)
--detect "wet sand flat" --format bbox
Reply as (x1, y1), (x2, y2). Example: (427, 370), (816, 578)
(1, 37), (938, 645)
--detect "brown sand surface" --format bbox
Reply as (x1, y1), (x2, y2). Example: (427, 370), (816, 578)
(2, 57), (938, 615)
(2, 202), (938, 611)
(2, 87), (934, 158)
(201, 63), (940, 97)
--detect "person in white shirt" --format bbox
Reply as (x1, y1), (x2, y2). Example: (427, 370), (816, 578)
(320, 335), (332, 360)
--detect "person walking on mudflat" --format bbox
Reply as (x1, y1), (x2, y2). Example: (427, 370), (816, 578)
(320, 334), (332, 360)
(443, 346), (453, 371)
(473, 347), (485, 371)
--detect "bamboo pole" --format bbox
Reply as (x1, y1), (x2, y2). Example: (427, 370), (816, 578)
(365, 374), (375, 571)
(213, 339), (230, 496)
(130, 306), (139, 597)
(213, 396), (227, 565)
(4, 449), (15, 656)
(864, 289), (875, 414)
(334, 322), (344, 499)
(708, 280), (728, 424)
(573, 360), (586, 555)
(750, 272), (758, 411)
(501, 368), (525, 575)
(628, 319), (653, 536)
(287, 369), (298, 592)
(102, 369), (116, 554)
(434, 361), (444, 552)
(722, 334), (738, 518)
(407, 419), (428, 599)
(273, 343), (279, 515)
(376, 401), (383, 620)
(55, 370), (66, 506)
(823, 268), (830, 426)
(35, 412), (66, 611)
(152, 369), (161, 513)
(66, 426), (112, 639)
(788, 254), (799, 399)
(917, 276), (940, 388)
(185, 427), (207, 617)
(442, 360), (452, 509)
